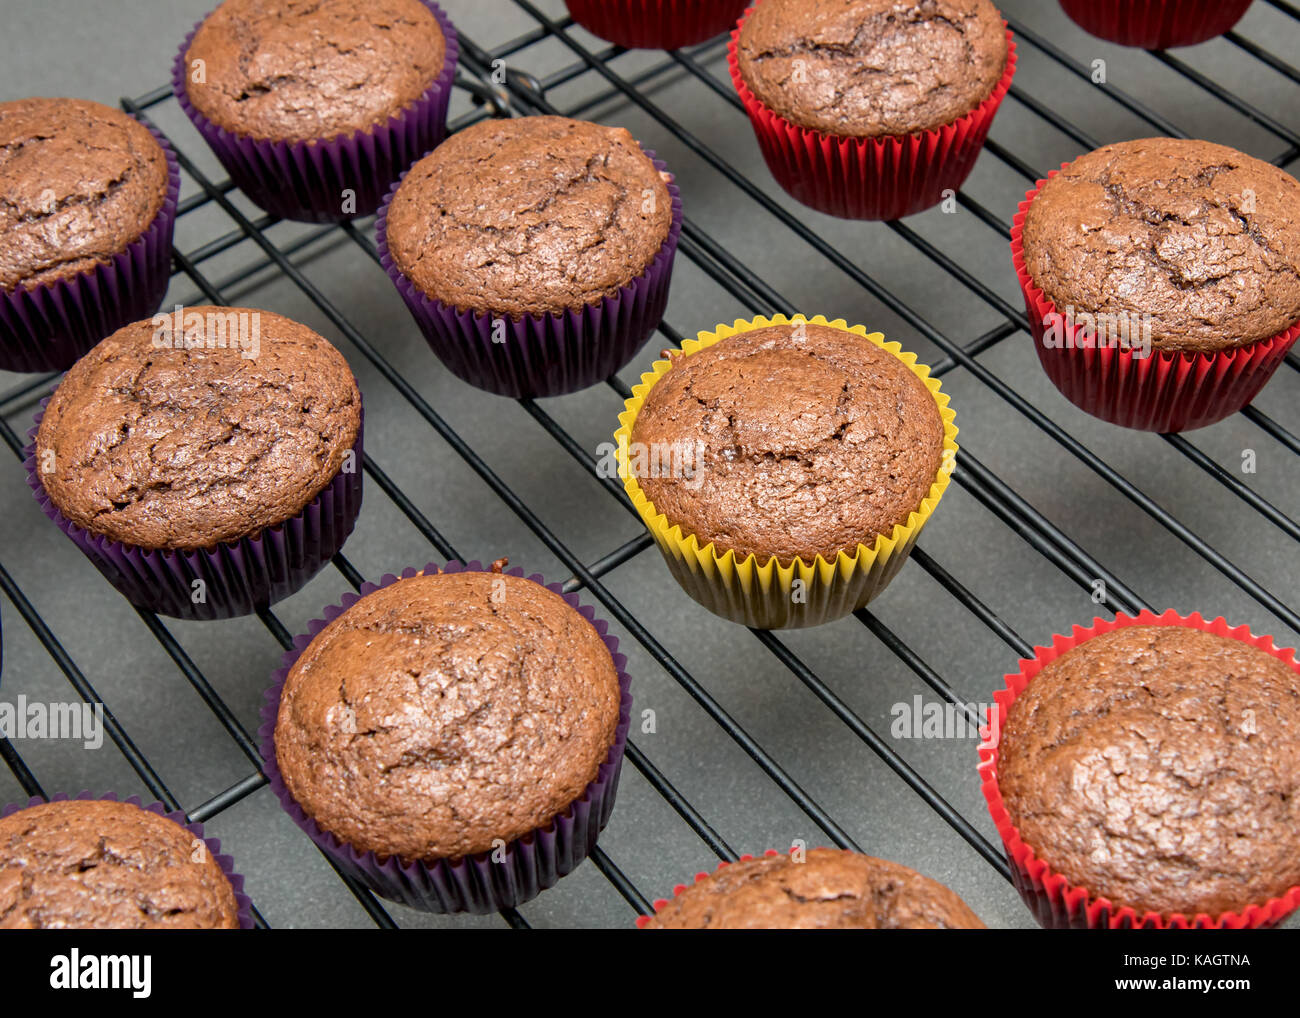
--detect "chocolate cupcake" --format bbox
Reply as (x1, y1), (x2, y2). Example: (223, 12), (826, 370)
(1014, 137), (1300, 431)
(264, 562), (632, 912)
(27, 306), (363, 620)
(378, 114), (682, 397)
(564, 0), (749, 49)
(983, 614), (1300, 928)
(617, 315), (957, 628)
(0, 798), (244, 929)
(1058, 0), (1254, 49)
(174, 0), (458, 222)
(0, 98), (178, 373)
(641, 848), (984, 929)
(728, 0), (1016, 219)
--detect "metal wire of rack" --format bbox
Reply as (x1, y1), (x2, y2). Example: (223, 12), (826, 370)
(1, 0), (1299, 929)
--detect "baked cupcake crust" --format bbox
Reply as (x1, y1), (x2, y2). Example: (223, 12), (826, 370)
(999, 625), (1300, 917)
(736, 0), (1008, 137)
(630, 323), (944, 566)
(184, 0), (446, 143)
(0, 97), (169, 292)
(0, 800), (240, 929)
(1022, 138), (1300, 353)
(273, 570), (622, 862)
(385, 115), (672, 318)
(35, 307), (360, 550)
(644, 848), (984, 928)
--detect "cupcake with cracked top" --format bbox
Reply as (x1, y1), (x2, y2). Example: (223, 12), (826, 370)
(992, 622), (1300, 925)
(641, 848), (984, 929)
(1014, 137), (1300, 430)
(0, 97), (177, 372)
(727, 0), (1016, 218)
(175, 0), (457, 221)
(379, 114), (682, 397)
(617, 315), (957, 628)
(273, 568), (622, 863)
(29, 306), (362, 619)
(0, 798), (241, 929)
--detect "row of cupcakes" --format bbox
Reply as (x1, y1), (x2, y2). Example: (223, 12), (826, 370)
(6, 604), (1298, 928)
(10, 306), (1298, 928)
(566, 0), (1260, 52)
(4, 5), (1296, 438)
(25, 300), (1300, 637)
(22, 305), (955, 627)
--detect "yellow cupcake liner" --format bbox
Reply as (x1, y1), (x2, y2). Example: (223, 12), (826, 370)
(615, 314), (959, 629)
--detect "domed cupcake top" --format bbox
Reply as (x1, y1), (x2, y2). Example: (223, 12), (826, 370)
(1022, 137), (1300, 353)
(644, 848), (984, 928)
(736, 0), (1009, 137)
(385, 115), (673, 318)
(0, 97), (170, 292)
(35, 307), (360, 550)
(273, 569), (622, 862)
(183, 0), (446, 143)
(630, 322), (945, 566)
(998, 624), (1300, 917)
(0, 799), (240, 929)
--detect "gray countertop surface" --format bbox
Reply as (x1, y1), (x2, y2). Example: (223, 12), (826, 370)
(1, 0), (1298, 929)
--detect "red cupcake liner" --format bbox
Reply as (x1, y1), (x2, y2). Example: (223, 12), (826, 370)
(727, 9), (1017, 220)
(0, 124), (180, 374)
(25, 400), (364, 621)
(376, 151), (682, 399)
(171, 1), (458, 224)
(564, 0), (749, 49)
(1012, 174), (1300, 433)
(978, 609), (1300, 930)
(1058, 0), (1254, 49)
(1, 791), (254, 929)
(258, 560), (633, 914)
(636, 848), (782, 928)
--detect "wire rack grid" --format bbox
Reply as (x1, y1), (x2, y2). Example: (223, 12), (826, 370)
(2, 0), (1300, 929)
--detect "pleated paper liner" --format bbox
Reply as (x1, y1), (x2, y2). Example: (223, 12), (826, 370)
(171, 1), (458, 224)
(1012, 173), (1300, 433)
(564, 0), (749, 49)
(258, 560), (633, 914)
(727, 9), (1017, 220)
(1058, 0), (1254, 49)
(0, 125), (180, 374)
(1, 792), (254, 929)
(616, 314), (958, 630)
(978, 609), (1300, 930)
(376, 152), (682, 399)
(636, 848), (783, 928)
(24, 400), (364, 621)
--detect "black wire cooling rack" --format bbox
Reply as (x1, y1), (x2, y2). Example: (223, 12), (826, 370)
(2, 0), (1300, 929)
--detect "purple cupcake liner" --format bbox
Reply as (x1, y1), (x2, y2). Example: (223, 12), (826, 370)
(258, 560), (634, 914)
(171, 1), (459, 224)
(376, 152), (683, 399)
(2, 791), (254, 929)
(0, 126), (180, 374)
(24, 400), (364, 621)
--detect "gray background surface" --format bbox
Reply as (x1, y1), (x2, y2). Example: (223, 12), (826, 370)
(1, 0), (1298, 929)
